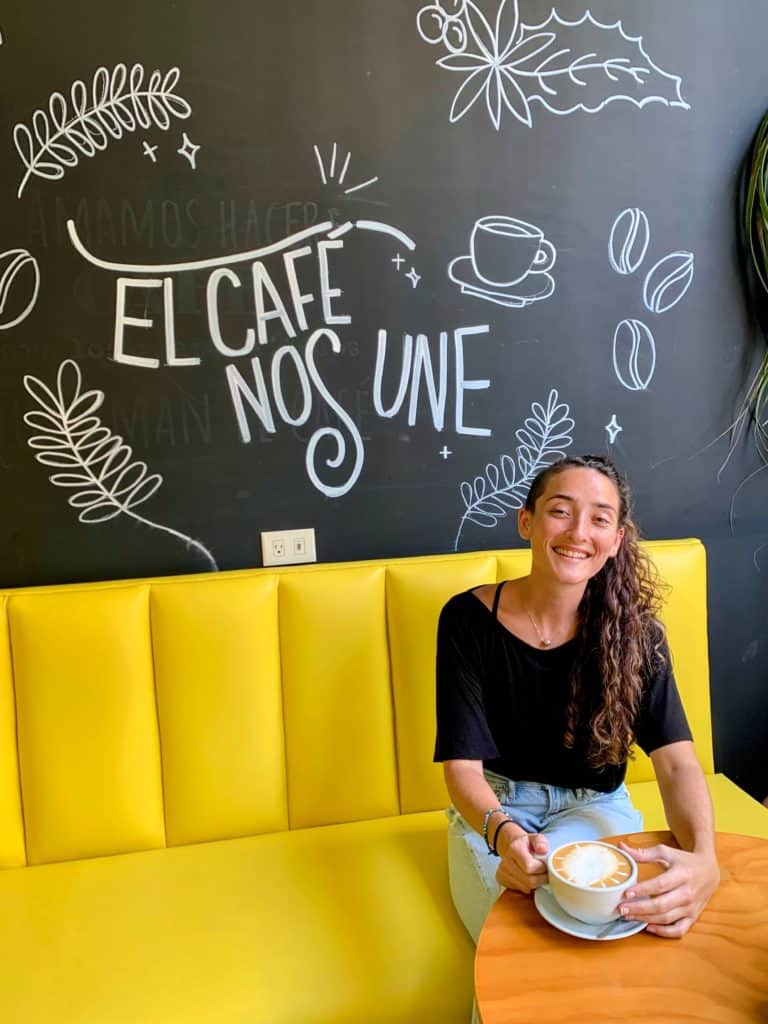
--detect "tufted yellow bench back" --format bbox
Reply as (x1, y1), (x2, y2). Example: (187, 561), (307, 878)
(0, 540), (712, 869)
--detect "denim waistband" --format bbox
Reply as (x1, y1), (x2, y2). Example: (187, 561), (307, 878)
(483, 769), (625, 814)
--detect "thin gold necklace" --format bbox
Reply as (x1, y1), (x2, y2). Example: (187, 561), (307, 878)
(525, 609), (552, 647)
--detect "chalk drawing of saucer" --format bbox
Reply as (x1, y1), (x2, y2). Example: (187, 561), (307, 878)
(448, 255), (555, 308)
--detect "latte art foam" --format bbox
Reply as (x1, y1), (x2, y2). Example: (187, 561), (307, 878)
(550, 842), (633, 889)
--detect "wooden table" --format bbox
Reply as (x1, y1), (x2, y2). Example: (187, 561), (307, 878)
(475, 831), (768, 1024)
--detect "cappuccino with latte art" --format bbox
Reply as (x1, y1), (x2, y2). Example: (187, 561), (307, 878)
(546, 840), (638, 925)
(550, 841), (633, 889)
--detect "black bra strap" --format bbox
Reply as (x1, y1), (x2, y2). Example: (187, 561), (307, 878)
(491, 581), (506, 619)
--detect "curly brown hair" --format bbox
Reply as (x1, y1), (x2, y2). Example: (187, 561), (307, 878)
(524, 454), (666, 768)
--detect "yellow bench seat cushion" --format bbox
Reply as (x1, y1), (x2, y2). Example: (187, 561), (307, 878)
(0, 812), (474, 1024)
(1, 776), (763, 1023)
(629, 773), (768, 839)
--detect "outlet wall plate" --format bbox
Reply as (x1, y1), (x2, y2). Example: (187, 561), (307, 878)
(261, 528), (317, 567)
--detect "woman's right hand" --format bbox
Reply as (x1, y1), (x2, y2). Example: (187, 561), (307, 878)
(494, 830), (549, 893)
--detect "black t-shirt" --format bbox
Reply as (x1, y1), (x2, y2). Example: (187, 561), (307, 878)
(433, 587), (693, 792)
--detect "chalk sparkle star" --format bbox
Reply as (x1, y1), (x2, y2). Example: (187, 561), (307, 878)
(142, 141), (158, 162)
(392, 253), (405, 270)
(439, 446), (453, 459)
(606, 414), (623, 444)
(406, 267), (421, 288)
(177, 132), (200, 170)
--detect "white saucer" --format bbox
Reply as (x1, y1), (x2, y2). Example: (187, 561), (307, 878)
(448, 255), (555, 307)
(534, 885), (647, 941)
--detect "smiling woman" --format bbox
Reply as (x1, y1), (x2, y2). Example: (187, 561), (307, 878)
(434, 454), (719, 971)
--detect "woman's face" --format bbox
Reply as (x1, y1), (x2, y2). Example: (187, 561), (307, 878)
(517, 467), (625, 586)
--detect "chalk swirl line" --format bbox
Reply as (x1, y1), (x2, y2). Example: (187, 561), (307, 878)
(66, 219), (415, 274)
(23, 359), (218, 571)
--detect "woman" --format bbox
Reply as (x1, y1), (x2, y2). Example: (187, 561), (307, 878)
(435, 454), (719, 945)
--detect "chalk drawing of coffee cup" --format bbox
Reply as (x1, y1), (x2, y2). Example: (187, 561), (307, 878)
(448, 216), (556, 308)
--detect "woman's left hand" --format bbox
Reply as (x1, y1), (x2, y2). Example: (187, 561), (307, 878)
(616, 841), (720, 938)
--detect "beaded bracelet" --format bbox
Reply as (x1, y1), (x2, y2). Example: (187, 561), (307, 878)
(481, 806), (503, 853)
(490, 817), (517, 857)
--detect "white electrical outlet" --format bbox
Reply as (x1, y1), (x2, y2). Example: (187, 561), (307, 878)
(261, 528), (317, 567)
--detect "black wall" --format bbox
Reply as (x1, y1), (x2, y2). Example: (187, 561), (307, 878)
(0, 1), (766, 800)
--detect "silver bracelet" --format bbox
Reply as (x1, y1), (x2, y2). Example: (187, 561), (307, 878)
(482, 806), (504, 854)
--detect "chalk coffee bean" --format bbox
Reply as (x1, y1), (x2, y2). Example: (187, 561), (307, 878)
(612, 318), (656, 391)
(643, 251), (694, 314)
(0, 248), (40, 330)
(608, 208), (650, 275)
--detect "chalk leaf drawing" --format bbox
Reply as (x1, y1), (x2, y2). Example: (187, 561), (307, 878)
(612, 318), (656, 391)
(14, 63), (191, 197)
(449, 214), (555, 307)
(417, 0), (689, 130)
(0, 249), (40, 330)
(454, 388), (573, 549)
(23, 360), (218, 570)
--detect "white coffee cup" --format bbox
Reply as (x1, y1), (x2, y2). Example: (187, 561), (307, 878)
(470, 216), (556, 288)
(546, 840), (637, 925)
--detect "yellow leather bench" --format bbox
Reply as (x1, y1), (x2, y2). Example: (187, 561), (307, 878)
(0, 539), (765, 1022)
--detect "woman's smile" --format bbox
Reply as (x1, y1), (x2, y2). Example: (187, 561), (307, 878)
(552, 546), (591, 561)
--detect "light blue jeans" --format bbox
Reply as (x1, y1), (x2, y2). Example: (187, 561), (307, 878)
(447, 769), (644, 944)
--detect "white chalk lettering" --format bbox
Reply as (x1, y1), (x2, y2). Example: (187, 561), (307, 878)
(373, 326), (489, 435)
(222, 330), (363, 497)
(207, 268), (256, 357)
(114, 278), (162, 368)
(163, 278), (200, 367)
(373, 330), (413, 418)
(304, 329), (363, 497)
(282, 245), (315, 331)
(225, 360), (276, 441)
(455, 324), (491, 437)
(317, 241), (351, 325)
(271, 345), (312, 427)
(408, 331), (447, 430)
(252, 261), (296, 344)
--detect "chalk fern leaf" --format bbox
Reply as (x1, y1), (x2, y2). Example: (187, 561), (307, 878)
(454, 389), (574, 548)
(14, 63), (191, 196)
(23, 359), (163, 523)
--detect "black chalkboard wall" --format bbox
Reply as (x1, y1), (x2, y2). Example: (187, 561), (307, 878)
(0, 1), (766, 799)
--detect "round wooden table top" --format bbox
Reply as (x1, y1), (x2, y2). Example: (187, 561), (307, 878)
(475, 831), (768, 1024)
